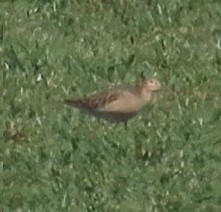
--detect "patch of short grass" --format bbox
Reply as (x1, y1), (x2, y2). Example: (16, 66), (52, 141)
(2, 0), (221, 211)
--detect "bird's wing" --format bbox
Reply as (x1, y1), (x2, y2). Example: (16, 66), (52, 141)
(64, 90), (121, 110)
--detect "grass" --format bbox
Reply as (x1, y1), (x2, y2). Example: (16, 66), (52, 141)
(2, 0), (221, 211)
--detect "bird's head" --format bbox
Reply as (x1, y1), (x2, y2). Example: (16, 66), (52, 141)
(141, 79), (161, 91)
(139, 79), (161, 102)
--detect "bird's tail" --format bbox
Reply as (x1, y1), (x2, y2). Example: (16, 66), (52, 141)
(64, 99), (82, 108)
(64, 99), (91, 109)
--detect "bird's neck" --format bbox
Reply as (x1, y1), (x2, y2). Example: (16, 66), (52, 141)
(143, 91), (153, 103)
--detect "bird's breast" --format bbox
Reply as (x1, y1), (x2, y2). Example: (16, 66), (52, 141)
(99, 92), (145, 114)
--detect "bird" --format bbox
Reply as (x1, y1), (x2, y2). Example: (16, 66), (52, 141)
(64, 79), (161, 128)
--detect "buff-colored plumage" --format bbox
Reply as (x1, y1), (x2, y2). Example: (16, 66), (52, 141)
(64, 79), (161, 125)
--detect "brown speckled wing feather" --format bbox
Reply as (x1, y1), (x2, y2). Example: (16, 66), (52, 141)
(64, 91), (120, 110)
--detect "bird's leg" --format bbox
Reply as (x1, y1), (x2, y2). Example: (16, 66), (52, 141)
(134, 137), (142, 160)
(124, 121), (128, 130)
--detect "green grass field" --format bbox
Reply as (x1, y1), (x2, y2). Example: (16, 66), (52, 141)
(2, 0), (221, 211)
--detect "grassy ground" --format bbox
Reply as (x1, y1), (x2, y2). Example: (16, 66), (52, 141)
(2, 0), (221, 211)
